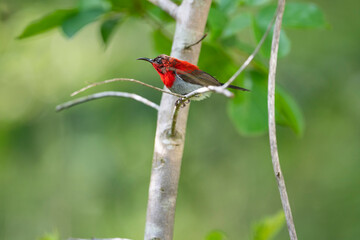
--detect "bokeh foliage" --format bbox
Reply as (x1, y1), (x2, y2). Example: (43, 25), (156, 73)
(18, 0), (326, 137)
(1, 0), (360, 239)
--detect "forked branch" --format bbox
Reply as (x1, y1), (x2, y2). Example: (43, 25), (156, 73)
(147, 0), (178, 19)
(267, 0), (298, 239)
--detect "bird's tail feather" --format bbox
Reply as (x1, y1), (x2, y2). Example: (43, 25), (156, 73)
(221, 83), (250, 91)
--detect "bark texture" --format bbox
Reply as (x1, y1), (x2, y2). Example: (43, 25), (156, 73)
(144, 0), (212, 239)
(267, 0), (298, 239)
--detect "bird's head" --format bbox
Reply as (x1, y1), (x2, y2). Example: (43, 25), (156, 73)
(137, 54), (172, 74)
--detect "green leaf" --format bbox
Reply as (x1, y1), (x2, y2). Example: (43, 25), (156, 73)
(275, 86), (305, 136)
(228, 71), (304, 136)
(38, 231), (59, 240)
(252, 211), (285, 240)
(241, 0), (272, 6)
(228, 71), (268, 136)
(100, 16), (122, 45)
(223, 12), (251, 38)
(78, 0), (111, 11)
(198, 42), (237, 81)
(253, 2), (326, 57)
(208, 7), (228, 39)
(283, 2), (327, 28)
(253, 14), (291, 58)
(62, 9), (105, 38)
(205, 230), (228, 240)
(17, 9), (77, 39)
(152, 30), (172, 54)
(256, 3), (327, 29)
(147, 5), (174, 23)
(217, 0), (238, 13)
(109, 0), (144, 15)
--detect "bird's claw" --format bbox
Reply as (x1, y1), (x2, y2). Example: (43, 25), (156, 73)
(175, 97), (190, 108)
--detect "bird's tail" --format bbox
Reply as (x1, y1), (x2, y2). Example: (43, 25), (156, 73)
(221, 83), (250, 91)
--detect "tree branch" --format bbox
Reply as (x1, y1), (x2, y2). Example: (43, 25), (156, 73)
(147, 0), (178, 19)
(71, 78), (182, 98)
(184, 33), (207, 49)
(185, 86), (234, 99)
(144, 0), (212, 239)
(169, 86), (233, 136)
(267, 0), (298, 240)
(56, 91), (160, 112)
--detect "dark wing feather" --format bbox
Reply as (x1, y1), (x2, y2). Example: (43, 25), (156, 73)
(176, 69), (221, 87)
(177, 69), (249, 91)
(225, 84), (250, 91)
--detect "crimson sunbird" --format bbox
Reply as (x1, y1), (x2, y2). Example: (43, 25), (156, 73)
(137, 54), (249, 100)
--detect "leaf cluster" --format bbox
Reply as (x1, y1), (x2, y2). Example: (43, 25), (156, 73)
(18, 0), (327, 137)
(205, 211), (285, 240)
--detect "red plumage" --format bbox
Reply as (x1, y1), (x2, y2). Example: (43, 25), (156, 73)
(151, 55), (199, 88)
(137, 54), (249, 98)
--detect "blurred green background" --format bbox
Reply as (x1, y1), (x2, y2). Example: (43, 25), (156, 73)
(1, 0), (359, 239)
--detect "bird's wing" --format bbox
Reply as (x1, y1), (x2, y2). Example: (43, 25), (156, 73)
(176, 69), (221, 87)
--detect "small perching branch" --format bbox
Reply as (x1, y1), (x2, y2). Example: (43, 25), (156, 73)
(169, 86), (233, 136)
(147, 0), (179, 19)
(184, 33), (207, 49)
(267, 0), (298, 240)
(71, 78), (182, 98)
(185, 85), (234, 99)
(56, 91), (160, 112)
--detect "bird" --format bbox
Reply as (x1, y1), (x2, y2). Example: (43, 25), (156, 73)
(137, 54), (249, 101)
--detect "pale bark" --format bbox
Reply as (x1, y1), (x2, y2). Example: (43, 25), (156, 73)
(144, 0), (212, 239)
(147, 0), (179, 19)
(267, 0), (298, 239)
(56, 91), (159, 112)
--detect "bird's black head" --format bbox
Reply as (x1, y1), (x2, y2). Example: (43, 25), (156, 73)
(137, 54), (171, 71)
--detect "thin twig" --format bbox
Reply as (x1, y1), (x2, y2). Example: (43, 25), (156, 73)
(71, 78), (182, 98)
(170, 103), (181, 136)
(267, 0), (298, 240)
(185, 33), (207, 49)
(185, 86), (234, 99)
(221, 10), (277, 89)
(169, 86), (233, 135)
(56, 91), (160, 112)
(147, 0), (178, 19)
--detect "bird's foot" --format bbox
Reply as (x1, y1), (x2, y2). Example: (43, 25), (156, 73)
(175, 97), (190, 108)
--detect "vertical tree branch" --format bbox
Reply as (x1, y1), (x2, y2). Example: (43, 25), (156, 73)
(144, 0), (212, 240)
(147, 0), (179, 19)
(267, 0), (298, 240)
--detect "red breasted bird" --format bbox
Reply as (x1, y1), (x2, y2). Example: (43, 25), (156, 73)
(137, 54), (249, 100)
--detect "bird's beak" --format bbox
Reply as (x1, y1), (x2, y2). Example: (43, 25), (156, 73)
(136, 57), (153, 63)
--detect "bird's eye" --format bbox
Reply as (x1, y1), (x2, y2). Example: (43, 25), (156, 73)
(155, 58), (162, 64)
